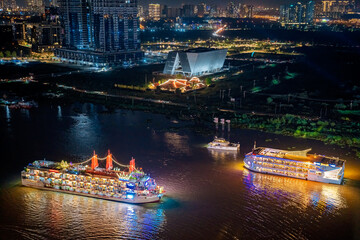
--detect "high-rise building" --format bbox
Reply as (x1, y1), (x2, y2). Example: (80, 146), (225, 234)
(306, 1), (315, 22)
(226, 2), (238, 18)
(27, 23), (62, 51)
(197, 3), (206, 17)
(166, 7), (182, 18)
(280, 1), (315, 24)
(58, 0), (92, 50)
(2, 0), (17, 10)
(319, 0), (355, 19)
(182, 4), (196, 17)
(239, 4), (254, 18)
(55, 0), (142, 66)
(149, 3), (161, 20)
(27, 0), (45, 14)
(138, 5), (144, 18)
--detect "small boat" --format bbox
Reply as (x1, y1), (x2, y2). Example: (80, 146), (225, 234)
(207, 137), (240, 151)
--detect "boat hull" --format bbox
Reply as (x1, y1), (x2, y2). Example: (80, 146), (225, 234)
(207, 145), (239, 151)
(244, 165), (343, 184)
(21, 179), (162, 204)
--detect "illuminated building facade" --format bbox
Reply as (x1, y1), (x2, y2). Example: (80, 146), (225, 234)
(2, 0), (17, 10)
(148, 3), (161, 20)
(319, 0), (355, 19)
(197, 3), (206, 17)
(239, 4), (254, 18)
(280, 1), (315, 24)
(56, 0), (142, 66)
(27, 0), (45, 14)
(163, 48), (227, 77)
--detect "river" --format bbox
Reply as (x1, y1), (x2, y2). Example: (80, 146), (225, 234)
(0, 103), (359, 239)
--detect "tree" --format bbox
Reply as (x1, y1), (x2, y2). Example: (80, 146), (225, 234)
(205, 77), (212, 85)
(267, 97), (273, 104)
(4, 50), (11, 57)
(11, 51), (17, 58)
(334, 103), (346, 109)
(0, 51), (4, 58)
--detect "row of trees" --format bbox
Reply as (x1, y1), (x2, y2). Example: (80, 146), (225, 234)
(0, 51), (17, 58)
(232, 113), (360, 149)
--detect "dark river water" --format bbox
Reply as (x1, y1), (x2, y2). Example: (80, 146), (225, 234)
(0, 103), (359, 240)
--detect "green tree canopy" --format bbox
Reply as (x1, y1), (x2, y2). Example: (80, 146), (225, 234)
(4, 50), (11, 57)
(205, 77), (212, 85)
(335, 103), (346, 109)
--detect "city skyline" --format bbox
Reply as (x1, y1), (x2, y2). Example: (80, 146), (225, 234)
(11, 0), (322, 8)
(138, 0), (312, 8)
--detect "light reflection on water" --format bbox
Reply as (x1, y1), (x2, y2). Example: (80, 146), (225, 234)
(242, 169), (347, 213)
(1, 103), (360, 239)
(57, 106), (62, 118)
(1, 186), (166, 240)
(68, 114), (100, 154)
(163, 132), (190, 156)
(207, 149), (239, 163)
(5, 105), (10, 121)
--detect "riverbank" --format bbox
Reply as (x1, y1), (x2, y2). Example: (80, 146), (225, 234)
(1, 80), (359, 160)
(1, 45), (359, 158)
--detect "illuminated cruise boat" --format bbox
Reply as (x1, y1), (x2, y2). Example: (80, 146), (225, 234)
(21, 151), (164, 204)
(244, 147), (345, 184)
(207, 137), (240, 151)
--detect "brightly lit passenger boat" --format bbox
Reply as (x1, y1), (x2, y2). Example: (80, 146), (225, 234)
(244, 147), (345, 184)
(207, 137), (240, 151)
(21, 151), (164, 204)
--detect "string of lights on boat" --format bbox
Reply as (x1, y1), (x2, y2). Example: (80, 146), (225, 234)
(72, 153), (134, 170)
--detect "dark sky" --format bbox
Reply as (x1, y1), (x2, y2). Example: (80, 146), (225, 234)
(139, 0), (292, 8)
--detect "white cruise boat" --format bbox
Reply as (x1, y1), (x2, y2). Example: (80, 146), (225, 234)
(207, 137), (240, 151)
(244, 147), (345, 184)
(21, 151), (165, 204)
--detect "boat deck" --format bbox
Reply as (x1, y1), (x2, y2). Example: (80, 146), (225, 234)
(253, 147), (345, 167)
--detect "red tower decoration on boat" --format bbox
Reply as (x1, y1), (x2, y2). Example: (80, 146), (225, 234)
(129, 157), (135, 172)
(106, 150), (113, 170)
(91, 151), (98, 170)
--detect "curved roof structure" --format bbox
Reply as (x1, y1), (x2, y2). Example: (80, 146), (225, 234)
(163, 48), (227, 76)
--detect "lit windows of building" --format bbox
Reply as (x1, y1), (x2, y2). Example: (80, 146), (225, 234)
(280, 1), (315, 25)
(148, 3), (161, 21)
(56, 0), (142, 65)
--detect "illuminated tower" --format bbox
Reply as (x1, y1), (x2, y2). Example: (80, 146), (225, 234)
(92, 0), (139, 52)
(56, 0), (142, 65)
(280, 1), (315, 24)
(148, 3), (161, 20)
